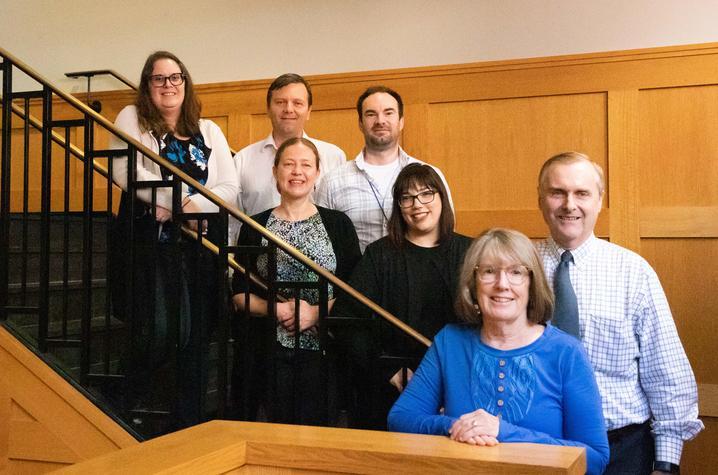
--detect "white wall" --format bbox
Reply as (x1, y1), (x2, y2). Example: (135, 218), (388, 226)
(2, 0), (718, 93)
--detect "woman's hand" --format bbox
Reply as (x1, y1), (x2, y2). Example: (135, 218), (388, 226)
(154, 205), (172, 223)
(448, 409), (500, 446)
(181, 197), (206, 233)
(276, 300), (319, 333)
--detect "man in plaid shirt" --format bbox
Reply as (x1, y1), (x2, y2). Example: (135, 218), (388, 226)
(316, 85), (452, 252)
(536, 151), (703, 475)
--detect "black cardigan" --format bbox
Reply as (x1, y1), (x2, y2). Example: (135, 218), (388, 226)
(231, 206), (361, 298)
(331, 232), (472, 361)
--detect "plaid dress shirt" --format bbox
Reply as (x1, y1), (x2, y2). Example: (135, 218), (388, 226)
(315, 147), (453, 252)
(537, 234), (703, 464)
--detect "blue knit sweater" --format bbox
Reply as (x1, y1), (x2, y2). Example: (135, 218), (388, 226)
(388, 323), (609, 475)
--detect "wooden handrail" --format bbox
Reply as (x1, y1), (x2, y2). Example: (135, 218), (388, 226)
(55, 420), (586, 474)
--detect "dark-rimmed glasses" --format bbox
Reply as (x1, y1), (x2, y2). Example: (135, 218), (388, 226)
(398, 190), (436, 208)
(475, 265), (530, 285)
(149, 73), (186, 87)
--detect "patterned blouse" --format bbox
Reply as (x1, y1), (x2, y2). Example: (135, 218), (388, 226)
(156, 132), (210, 242)
(258, 212), (337, 350)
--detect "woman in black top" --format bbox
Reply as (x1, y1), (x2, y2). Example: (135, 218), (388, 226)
(332, 163), (471, 429)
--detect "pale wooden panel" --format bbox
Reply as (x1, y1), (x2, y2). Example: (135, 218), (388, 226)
(304, 108), (362, 160)
(607, 90), (640, 252)
(248, 114), (272, 145)
(682, 417), (717, 475)
(205, 115), (229, 138)
(699, 384), (718, 417)
(426, 93), (607, 212)
(639, 85), (718, 207)
(455, 209), (610, 240)
(6, 459), (70, 473)
(9, 419), (78, 463)
(58, 420), (585, 475)
(641, 206), (718, 237)
(640, 239), (718, 384)
(0, 326), (137, 471)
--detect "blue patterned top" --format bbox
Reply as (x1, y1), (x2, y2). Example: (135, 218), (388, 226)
(156, 132), (210, 242)
(258, 212), (336, 350)
(388, 323), (609, 475)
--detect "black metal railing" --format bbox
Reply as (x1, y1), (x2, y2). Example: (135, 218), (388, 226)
(65, 69), (137, 112)
(1, 47), (430, 440)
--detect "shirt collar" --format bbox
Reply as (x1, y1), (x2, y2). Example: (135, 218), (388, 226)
(546, 233), (598, 267)
(261, 131), (310, 151)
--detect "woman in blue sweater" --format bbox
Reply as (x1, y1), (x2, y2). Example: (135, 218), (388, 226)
(388, 228), (609, 475)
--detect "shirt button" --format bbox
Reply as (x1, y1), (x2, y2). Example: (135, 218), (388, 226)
(497, 399), (504, 407)
(499, 359), (506, 367)
(498, 372), (505, 379)
(498, 385), (504, 392)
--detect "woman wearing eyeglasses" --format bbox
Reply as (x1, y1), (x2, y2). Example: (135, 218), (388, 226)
(109, 51), (236, 429)
(332, 163), (471, 429)
(388, 228), (609, 475)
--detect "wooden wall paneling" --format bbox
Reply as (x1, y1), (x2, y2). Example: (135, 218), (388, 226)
(401, 103), (431, 166)
(682, 417), (718, 475)
(304, 108), (365, 160)
(0, 372), (9, 473)
(638, 85), (718, 208)
(699, 384), (718, 418)
(425, 93), (607, 237)
(639, 238), (718, 384)
(228, 113), (251, 152)
(248, 113), (272, 145)
(0, 326), (137, 470)
(607, 89), (640, 251)
(641, 206), (718, 238)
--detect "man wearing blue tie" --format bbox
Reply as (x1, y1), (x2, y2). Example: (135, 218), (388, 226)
(535, 152), (703, 475)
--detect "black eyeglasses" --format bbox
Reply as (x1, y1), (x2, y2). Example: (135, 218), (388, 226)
(149, 73), (186, 87)
(398, 190), (436, 208)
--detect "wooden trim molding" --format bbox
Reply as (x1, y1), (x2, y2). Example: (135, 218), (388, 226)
(641, 207), (718, 238)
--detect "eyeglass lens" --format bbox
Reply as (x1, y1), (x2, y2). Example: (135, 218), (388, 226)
(476, 265), (529, 285)
(399, 190), (435, 208)
(150, 73), (184, 86)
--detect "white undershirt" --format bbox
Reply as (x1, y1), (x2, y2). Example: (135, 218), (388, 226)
(363, 159), (401, 197)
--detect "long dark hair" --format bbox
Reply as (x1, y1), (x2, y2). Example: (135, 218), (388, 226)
(387, 163), (454, 248)
(135, 51), (201, 137)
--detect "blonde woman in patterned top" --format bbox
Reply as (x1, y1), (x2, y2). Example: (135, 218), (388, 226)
(231, 137), (361, 425)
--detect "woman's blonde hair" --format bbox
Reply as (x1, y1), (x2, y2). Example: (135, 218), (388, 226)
(455, 228), (554, 325)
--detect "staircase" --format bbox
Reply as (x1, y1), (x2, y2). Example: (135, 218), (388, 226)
(1, 46), (431, 461)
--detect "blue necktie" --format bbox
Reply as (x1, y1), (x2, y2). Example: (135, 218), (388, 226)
(553, 251), (580, 338)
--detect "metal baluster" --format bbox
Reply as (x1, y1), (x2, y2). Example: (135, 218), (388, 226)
(80, 115), (94, 384)
(1, 58), (13, 321)
(38, 85), (52, 352)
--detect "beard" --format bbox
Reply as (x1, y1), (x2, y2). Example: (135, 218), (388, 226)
(364, 130), (397, 151)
